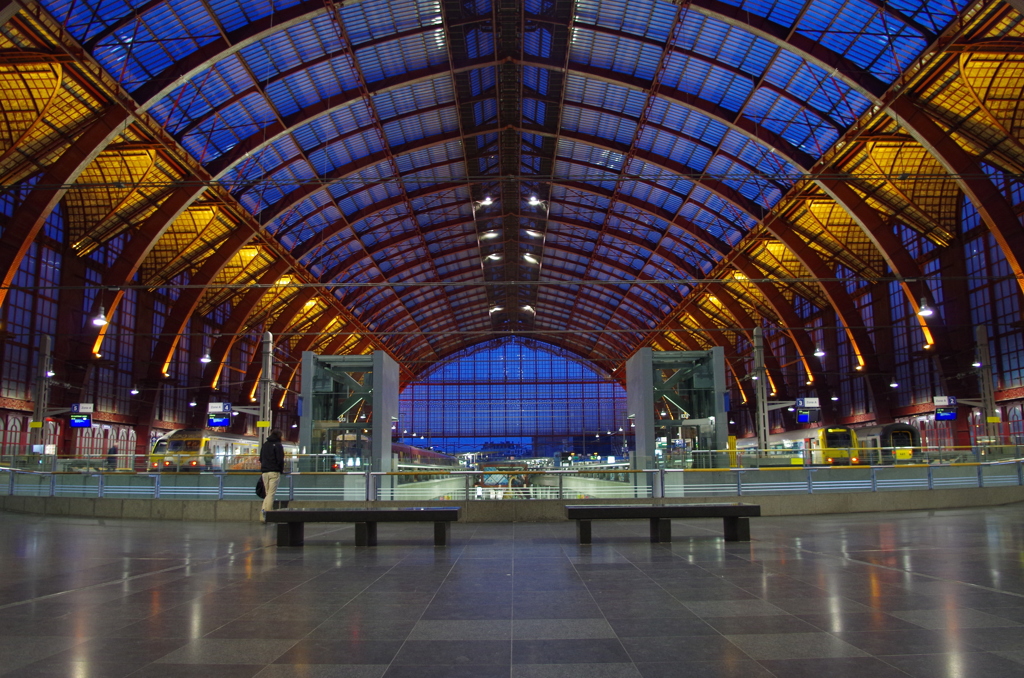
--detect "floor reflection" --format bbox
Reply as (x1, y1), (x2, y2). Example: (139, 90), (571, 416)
(0, 506), (1023, 676)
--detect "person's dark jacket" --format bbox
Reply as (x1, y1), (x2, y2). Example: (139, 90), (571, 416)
(259, 433), (285, 473)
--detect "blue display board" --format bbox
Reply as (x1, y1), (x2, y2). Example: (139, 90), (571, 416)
(69, 414), (92, 428)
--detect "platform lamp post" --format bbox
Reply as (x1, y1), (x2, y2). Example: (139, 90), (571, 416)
(974, 325), (1000, 445)
(233, 332), (277, 447)
(29, 334), (54, 454)
(753, 327), (770, 455)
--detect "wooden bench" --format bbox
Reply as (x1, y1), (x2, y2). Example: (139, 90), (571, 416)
(264, 507), (460, 547)
(566, 503), (760, 544)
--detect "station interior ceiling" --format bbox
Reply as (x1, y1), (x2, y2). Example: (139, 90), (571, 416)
(1, 0), (1024, 431)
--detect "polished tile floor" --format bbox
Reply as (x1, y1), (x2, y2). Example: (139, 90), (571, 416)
(2, 505), (1024, 677)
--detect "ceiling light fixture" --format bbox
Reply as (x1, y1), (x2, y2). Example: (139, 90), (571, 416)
(525, 229), (542, 238)
(200, 352), (212, 364)
(889, 380), (899, 388)
(489, 306), (504, 314)
(130, 386), (140, 395)
(523, 253), (538, 264)
(92, 306), (108, 327)
(972, 361), (982, 368)
(813, 347), (825, 357)
(480, 196), (493, 206)
(917, 298), (934, 317)
(527, 195), (541, 206)
(487, 253), (502, 261)
(480, 231), (499, 239)
(521, 304), (535, 314)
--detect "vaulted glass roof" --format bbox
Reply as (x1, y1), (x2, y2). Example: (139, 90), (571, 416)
(36, 0), (970, 367)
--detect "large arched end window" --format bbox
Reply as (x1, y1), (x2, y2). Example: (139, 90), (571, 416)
(399, 338), (627, 457)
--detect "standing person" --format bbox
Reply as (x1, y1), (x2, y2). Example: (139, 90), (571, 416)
(259, 429), (285, 523)
(106, 445), (118, 471)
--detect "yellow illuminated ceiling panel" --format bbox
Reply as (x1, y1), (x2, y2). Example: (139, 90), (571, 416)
(141, 205), (223, 281)
(960, 54), (1024, 149)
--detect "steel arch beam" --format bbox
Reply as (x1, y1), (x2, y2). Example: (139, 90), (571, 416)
(0, 106), (130, 308)
(890, 98), (1024, 292)
(200, 265), (303, 390)
(233, 288), (328, 402)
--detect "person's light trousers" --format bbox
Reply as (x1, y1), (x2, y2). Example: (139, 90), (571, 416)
(261, 471), (281, 519)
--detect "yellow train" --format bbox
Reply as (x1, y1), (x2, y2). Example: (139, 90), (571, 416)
(736, 423), (922, 466)
(149, 429), (297, 472)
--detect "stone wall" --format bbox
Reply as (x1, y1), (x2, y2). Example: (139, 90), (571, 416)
(2, 485), (1023, 522)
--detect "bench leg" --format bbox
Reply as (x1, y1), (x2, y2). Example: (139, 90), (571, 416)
(277, 522), (303, 547)
(723, 516), (750, 541)
(354, 522), (378, 546)
(576, 519), (592, 545)
(433, 521), (451, 546)
(650, 517), (672, 543)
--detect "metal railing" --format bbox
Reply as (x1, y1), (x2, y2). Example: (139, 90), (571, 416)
(2, 460), (1022, 501)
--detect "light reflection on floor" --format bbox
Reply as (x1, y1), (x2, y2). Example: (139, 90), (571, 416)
(1, 506), (1024, 677)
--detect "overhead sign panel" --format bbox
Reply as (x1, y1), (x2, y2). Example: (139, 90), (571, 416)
(69, 414), (92, 428)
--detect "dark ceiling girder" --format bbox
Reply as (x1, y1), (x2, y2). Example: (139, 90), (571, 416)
(234, 286), (328, 399)
(545, 213), (706, 281)
(890, 97), (1024, 291)
(0, 1), (20, 26)
(90, 182), (209, 327)
(0, 105), (129, 309)
(142, 227), (261, 390)
(199, 263), (297, 393)
(544, 128), (770, 218)
(677, 304), (752, 401)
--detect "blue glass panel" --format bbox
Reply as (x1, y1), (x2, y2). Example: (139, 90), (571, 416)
(180, 93), (276, 163)
(570, 27), (664, 81)
(374, 78), (455, 119)
(473, 99), (499, 127)
(468, 67), (497, 97)
(636, 127), (711, 174)
(522, 99), (547, 126)
(567, 74), (648, 118)
(744, 88), (838, 157)
(573, 0), (677, 42)
(238, 14), (345, 83)
(464, 25), (496, 59)
(92, 3), (220, 93)
(522, 66), (550, 96)
(340, 0), (445, 46)
(706, 155), (779, 210)
(40, 0), (137, 43)
(798, 0), (926, 82)
(148, 55), (253, 135)
(885, 0), (967, 33)
(382, 108), (459, 147)
(659, 51), (755, 112)
(765, 51), (870, 127)
(718, 131), (801, 185)
(645, 98), (727, 146)
(524, 24), (554, 58)
(298, 104), (377, 155)
(355, 28), (448, 82)
(624, 158), (689, 208)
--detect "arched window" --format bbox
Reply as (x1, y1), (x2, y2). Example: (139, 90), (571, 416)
(1007, 405), (1023, 445)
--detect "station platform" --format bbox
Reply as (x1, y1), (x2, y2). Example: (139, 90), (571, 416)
(1, 506), (1024, 677)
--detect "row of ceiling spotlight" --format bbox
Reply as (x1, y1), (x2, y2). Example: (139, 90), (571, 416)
(477, 195), (544, 207)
